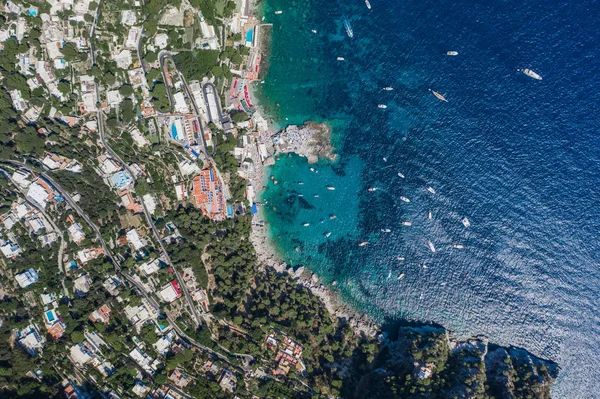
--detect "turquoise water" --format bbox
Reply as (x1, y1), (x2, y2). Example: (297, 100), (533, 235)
(257, 0), (600, 396)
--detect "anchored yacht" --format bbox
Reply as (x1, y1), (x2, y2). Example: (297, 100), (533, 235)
(429, 88), (448, 102)
(383, 87), (393, 91)
(402, 221), (412, 226)
(359, 241), (369, 247)
(428, 241), (436, 253)
(365, 0), (371, 9)
(427, 186), (436, 194)
(400, 196), (410, 203)
(447, 51), (459, 56)
(378, 104), (387, 109)
(462, 217), (471, 228)
(523, 69), (542, 80)
(397, 172), (405, 178)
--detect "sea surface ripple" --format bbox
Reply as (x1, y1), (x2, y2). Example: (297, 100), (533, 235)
(258, 0), (600, 396)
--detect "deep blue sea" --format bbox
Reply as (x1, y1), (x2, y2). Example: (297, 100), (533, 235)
(258, 0), (600, 396)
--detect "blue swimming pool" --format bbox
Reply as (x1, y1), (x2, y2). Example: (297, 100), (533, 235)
(45, 311), (55, 322)
(246, 29), (253, 43)
(171, 123), (178, 140)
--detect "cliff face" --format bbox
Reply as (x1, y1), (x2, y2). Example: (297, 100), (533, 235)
(345, 326), (559, 399)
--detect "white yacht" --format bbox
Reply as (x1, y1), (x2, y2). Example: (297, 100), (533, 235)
(400, 196), (410, 203)
(368, 187), (377, 192)
(359, 241), (369, 247)
(452, 244), (464, 249)
(337, 57), (345, 61)
(303, 223), (310, 227)
(298, 182), (304, 185)
(311, 29), (317, 34)
(429, 88), (449, 102)
(397, 273), (405, 280)
(310, 167), (315, 172)
(314, 194), (319, 198)
(402, 221), (412, 226)
(326, 185), (336, 191)
(397, 172), (405, 178)
(325, 232), (331, 238)
(383, 87), (393, 91)
(365, 0), (371, 9)
(523, 68), (542, 80)
(274, 10), (283, 14)
(427, 186), (436, 194)
(462, 217), (471, 228)
(378, 104), (387, 109)
(428, 241), (436, 253)
(381, 228), (391, 233)
(428, 211), (432, 220)
(387, 270), (392, 278)
(396, 257), (405, 261)
(446, 51), (459, 56)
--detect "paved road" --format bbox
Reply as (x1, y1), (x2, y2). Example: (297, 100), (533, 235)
(0, 167), (69, 297)
(158, 51), (210, 158)
(94, 97), (202, 328)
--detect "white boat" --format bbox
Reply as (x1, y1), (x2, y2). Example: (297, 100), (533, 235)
(428, 211), (432, 220)
(359, 241), (369, 247)
(344, 19), (353, 38)
(452, 244), (464, 249)
(523, 68), (542, 80)
(337, 57), (345, 61)
(396, 257), (405, 261)
(310, 167), (315, 172)
(298, 182), (304, 185)
(325, 232), (331, 238)
(446, 51), (459, 56)
(387, 270), (392, 278)
(378, 104), (387, 109)
(402, 221), (412, 226)
(462, 217), (471, 228)
(298, 194), (303, 197)
(274, 10), (283, 14)
(365, 0), (371, 9)
(422, 264), (428, 269)
(400, 196), (410, 203)
(311, 29), (317, 34)
(381, 228), (391, 233)
(397, 273), (405, 280)
(398, 172), (405, 178)
(429, 88), (449, 102)
(326, 185), (336, 191)
(303, 223), (310, 227)
(428, 241), (436, 253)
(383, 87), (393, 91)
(368, 187), (377, 192)
(330, 215), (336, 219)
(383, 157), (387, 162)
(427, 186), (436, 194)
(314, 194), (319, 198)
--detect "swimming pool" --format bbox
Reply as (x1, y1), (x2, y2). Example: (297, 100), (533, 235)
(246, 29), (253, 43)
(45, 310), (55, 322)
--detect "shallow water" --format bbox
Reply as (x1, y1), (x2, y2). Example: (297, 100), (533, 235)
(258, 0), (600, 396)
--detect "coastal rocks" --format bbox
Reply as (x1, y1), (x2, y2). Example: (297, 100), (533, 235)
(346, 325), (559, 398)
(272, 122), (336, 163)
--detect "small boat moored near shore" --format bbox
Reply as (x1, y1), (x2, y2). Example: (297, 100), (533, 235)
(274, 10), (283, 14)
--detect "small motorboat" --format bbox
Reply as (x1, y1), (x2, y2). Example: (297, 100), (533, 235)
(330, 215), (337, 219)
(365, 0), (371, 9)
(462, 217), (471, 228)
(381, 228), (391, 233)
(398, 172), (405, 178)
(303, 223), (310, 227)
(429, 88), (448, 102)
(274, 10), (283, 14)
(428, 211), (432, 220)
(325, 232), (331, 238)
(397, 273), (405, 280)
(368, 187), (377, 192)
(383, 87), (393, 91)
(326, 185), (336, 191)
(400, 196), (410, 203)
(337, 57), (345, 61)
(428, 241), (436, 253)
(446, 51), (458, 56)
(359, 241), (369, 247)
(402, 221), (412, 226)
(452, 244), (464, 249)
(523, 68), (542, 80)
(426, 186), (436, 194)
(311, 29), (317, 34)
(378, 104), (387, 109)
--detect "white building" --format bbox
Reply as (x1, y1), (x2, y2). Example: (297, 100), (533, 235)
(173, 92), (190, 114)
(27, 182), (51, 208)
(138, 258), (162, 275)
(126, 228), (147, 251)
(67, 223), (86, 244)
(125, 26), (142, 49)
(142, 194), (157, 214)
(15, 268), (38, 288)
(154, 33), (168, 49)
